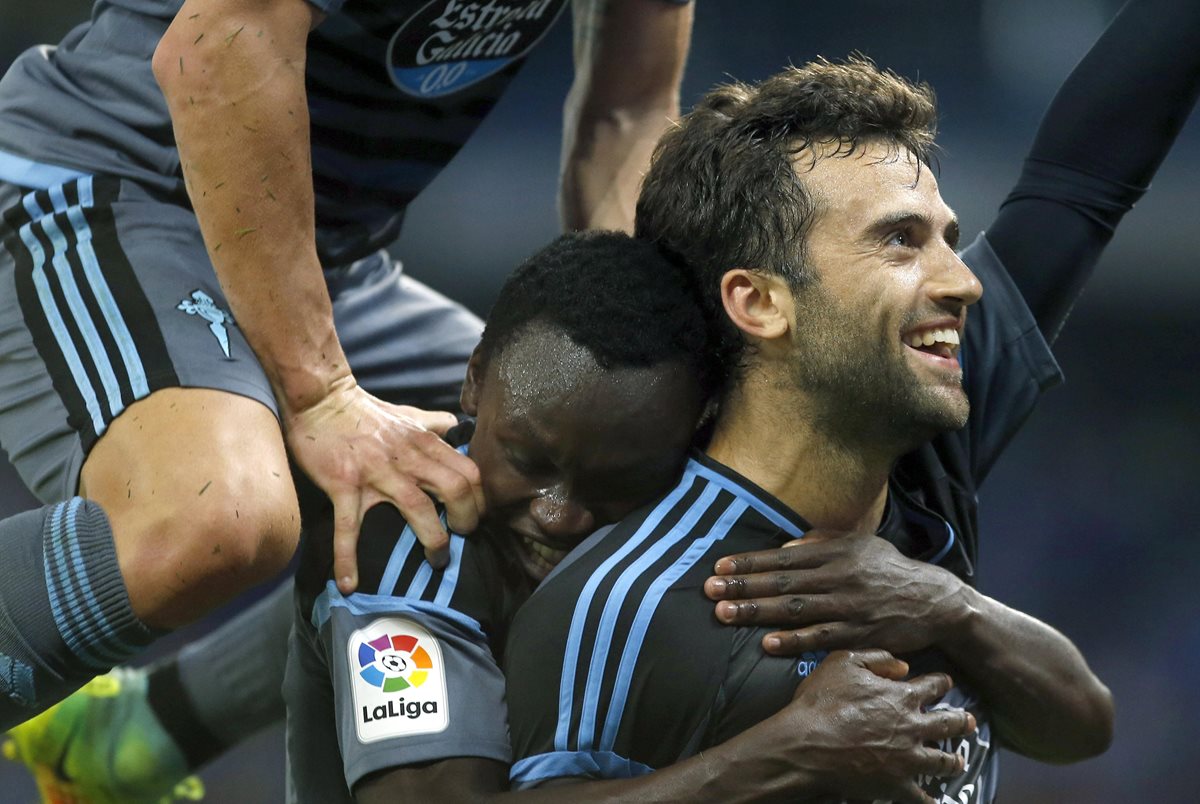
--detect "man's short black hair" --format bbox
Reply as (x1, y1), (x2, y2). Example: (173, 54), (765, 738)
(477, 230), (718, 399)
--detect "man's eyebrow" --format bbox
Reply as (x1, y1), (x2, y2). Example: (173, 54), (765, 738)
(865, 210), (960, 248)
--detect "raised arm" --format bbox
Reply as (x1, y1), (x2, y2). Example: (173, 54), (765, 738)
(152, 0), (483, 587)
(986, 0), (1200, 342)
(559, 0), (692, 232)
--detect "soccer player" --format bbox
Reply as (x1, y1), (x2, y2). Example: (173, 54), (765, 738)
(504, 0), (1200, 800)
(287, 230), (976, 803)
(0, 0), (692, 794)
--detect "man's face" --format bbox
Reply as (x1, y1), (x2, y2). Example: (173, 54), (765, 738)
(462, 325), (702, 580)
(780, 142), (982, 446)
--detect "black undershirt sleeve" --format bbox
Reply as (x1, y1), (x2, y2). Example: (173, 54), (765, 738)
(985, 0), (1200, 343)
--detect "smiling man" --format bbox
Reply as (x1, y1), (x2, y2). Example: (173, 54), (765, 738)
(501, 55), (1124, 804)
(285, 231), (973, 803)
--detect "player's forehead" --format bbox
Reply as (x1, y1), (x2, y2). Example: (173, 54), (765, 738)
(799, 142), (952, 234)
(492, 324), (603, 415)
(490, 327), (694, 458)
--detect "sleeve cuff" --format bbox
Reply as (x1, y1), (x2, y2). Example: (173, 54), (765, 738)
(509, 750), (654, 789)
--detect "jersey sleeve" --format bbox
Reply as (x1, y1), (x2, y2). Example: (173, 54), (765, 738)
(956, 232), (1064, 484)
(960, 0), (1200, 484)
(293, 499), (513, 793)
(314, 582), (512, 788)
(985, 0), (1200, 341)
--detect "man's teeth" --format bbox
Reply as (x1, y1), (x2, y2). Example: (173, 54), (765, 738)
(523, 535), (568, 564)
(907, 328), (960, 348)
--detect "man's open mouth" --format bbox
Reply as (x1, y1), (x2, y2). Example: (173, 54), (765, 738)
(516, 532), (570, 580)
(903, 326), (960, 360)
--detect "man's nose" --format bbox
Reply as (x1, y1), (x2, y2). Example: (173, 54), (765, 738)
(929, 248), (982, 309)
(529, 493), (596, 540)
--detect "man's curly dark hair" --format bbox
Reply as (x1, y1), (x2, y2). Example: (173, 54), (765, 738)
(635, 55), (939, 392)
(477, 230), (719, 401)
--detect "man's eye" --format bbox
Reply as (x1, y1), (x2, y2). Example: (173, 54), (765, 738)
(505, 446), (547, 476)
(507, 452), (535, 473)
(886, 230), (910, 247)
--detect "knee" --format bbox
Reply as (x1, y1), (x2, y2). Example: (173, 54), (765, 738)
(188, 470), (301, 582)
(110, 470), (301, 628)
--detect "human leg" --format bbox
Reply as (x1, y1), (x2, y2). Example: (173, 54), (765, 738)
(0, 177), (299, 797)
(0, 500), (158, 726)
(0, 174), (298, 628)
(327, 251), (483, 413)
(151, 580), (295, 766)
(78, 387), (298, 629)
(6, 244), (484, 796)
(122, 252), (484, 768)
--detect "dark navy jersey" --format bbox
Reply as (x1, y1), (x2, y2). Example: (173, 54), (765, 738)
(504, 233), (1062, 802)
(299, 0), (573, 263)
(0, 0), (567, 265)
(0, 0), (684, 265)
(290, 423), (535, 798)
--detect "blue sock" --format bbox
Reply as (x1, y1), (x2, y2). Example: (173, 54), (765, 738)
(0, 497), (156, 728)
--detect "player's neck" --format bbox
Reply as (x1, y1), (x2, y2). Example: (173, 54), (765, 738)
(706, 380), (892, 533)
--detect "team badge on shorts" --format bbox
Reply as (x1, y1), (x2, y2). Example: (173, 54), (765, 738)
(348, 617), (449, 743)
(176, 290), (235, 359)
(386, 0), (568, 98)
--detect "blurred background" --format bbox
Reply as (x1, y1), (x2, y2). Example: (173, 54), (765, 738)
(0, 0), (1196, 801)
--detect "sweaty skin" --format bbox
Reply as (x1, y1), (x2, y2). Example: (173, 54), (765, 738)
(355, 323), (974, 804)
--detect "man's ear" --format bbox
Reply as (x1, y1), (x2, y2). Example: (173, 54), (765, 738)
(460, 347), (486, 416)
(720, 268), (791, 342)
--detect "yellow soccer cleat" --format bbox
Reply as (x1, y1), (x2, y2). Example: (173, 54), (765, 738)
(3, 668), (205, 804)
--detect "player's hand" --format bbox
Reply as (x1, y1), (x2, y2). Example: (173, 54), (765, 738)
(704, 530), (968, 657)
(284, 377), (485, 592)
(778, 649), (974, 804)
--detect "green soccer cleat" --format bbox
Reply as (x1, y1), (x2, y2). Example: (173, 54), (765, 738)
(2, 668), (204, 804)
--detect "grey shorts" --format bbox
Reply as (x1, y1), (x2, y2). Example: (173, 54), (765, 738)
(0, 175), (482, 504)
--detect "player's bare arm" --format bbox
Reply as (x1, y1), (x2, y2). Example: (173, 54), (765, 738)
(153, 0), (484, 587)
(355, 650), (972, 804)
(706, 532), (1113, 763)
(559, 0), (692, 232)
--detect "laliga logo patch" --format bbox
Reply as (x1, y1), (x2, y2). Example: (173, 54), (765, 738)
(387, 0), (568, 98)
(349, 618), (449, 743)
(357, 632), (433, 692)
